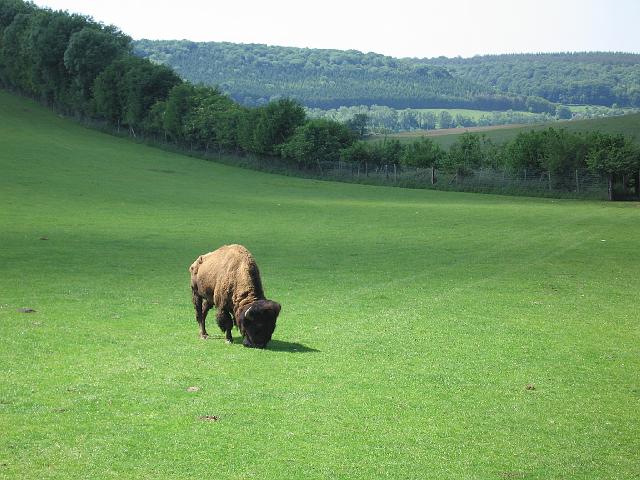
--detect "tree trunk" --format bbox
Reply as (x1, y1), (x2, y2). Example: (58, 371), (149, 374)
(431, 166), (436, 184)
(548, 171), (552, 190)
(575, 169), (579, 193)
(393, 163), (397, 183)
(636, 171), (640, 199)
(608, 174), (613, 201)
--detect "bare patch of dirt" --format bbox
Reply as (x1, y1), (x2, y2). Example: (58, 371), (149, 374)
(187, 386), (200, 392)
(199, 415), (219, 422)
(17, 308), (36, 313)
(499, 472), (526, 479)
(525, 384), (536, 391)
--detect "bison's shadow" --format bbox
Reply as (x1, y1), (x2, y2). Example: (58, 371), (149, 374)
(267, 340), (319, 353)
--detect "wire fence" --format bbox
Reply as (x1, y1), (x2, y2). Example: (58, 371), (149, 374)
(286, 160), (611, 199)
(87, 123), (617, 200)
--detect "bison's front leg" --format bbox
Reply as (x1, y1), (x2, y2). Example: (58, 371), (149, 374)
(216, 309), (234, 344)
(192, 290), (209, 339)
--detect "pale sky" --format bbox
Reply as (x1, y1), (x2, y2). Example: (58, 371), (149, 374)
(31, 0), (640, 58)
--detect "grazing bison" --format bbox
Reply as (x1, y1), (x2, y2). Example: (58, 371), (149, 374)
(189, 244), (281, 348)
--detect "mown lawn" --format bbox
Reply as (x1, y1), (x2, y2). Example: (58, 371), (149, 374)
(1, 90), (639, 479)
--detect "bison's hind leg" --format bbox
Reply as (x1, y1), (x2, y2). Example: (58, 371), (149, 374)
(192, 289), (209, 339)
(216, 309), (234, 344)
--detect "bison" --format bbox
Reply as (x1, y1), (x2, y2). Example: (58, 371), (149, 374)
(189, 244), (281, 348)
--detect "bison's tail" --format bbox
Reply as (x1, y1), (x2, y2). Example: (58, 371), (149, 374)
(189, 255), (204, 275)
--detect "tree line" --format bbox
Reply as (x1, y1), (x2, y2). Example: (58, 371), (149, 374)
(353, 129), (639, 200)
(306, 106), (556, 133)
(0, 1), (637, 200)
(306, 105), (639, 134)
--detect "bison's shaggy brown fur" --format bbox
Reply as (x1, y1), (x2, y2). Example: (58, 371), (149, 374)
(189, 244), (281, 348)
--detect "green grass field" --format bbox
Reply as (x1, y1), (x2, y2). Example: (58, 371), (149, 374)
(1, 90), (639, 479)
(387, 113), (640, 148)
(409, 108), (540, 121)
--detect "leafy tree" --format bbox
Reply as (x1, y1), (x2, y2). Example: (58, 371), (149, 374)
(184, 86), (242, 152)
(401, 138), (445, 169)
(344, 113), (369, 138)
(28, 9), (89, 107)
(505, 130), (546, 172)
(162, 83), (197, 144)
(340, 141), (372, 166)
(438, 110), (454, 129)
(121, 56), (181, 132)
(251, 98), (306, 155)
(380, 138), (403, 165)
(420, 111), (437, 130)
(0, 0), (34, 31)
(444, 133), (485, 178)
(586, 132), (640, 199)
(455, 113), (475, 127)
(94, 56), (180, 133)
(64, 26), (130, 104)
(93, 57), (128, 126)
(0, 12), (34, 92)
(555, 105), (572, 119)
(280, 119), (353, 168)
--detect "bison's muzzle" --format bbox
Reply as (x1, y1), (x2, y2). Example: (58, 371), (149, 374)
(240, 300), (280, 349)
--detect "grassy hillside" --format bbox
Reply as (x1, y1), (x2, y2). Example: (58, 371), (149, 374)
(1, 90), (639, 479)
(387, 112), (640, 148)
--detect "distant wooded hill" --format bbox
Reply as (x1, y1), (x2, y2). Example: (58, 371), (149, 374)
(132, 40), (553, 112)
(133, 41), (640, 111)
(428, 53), (640, 108)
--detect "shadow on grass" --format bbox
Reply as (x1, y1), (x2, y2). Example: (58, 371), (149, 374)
(267, 339), (319, 353)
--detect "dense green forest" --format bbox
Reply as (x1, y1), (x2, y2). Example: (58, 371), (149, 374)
(132, 40), (556, 113)
(429, 53), (640, 107)
(133, 40), (640, 111)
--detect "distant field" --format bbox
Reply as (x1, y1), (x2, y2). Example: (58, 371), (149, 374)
(409, 108), (539, 121)
(1, 90), (639, 479)
(381, 113), (640, 148)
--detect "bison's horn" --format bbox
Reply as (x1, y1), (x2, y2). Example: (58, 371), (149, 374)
(244, 305), (253, 319)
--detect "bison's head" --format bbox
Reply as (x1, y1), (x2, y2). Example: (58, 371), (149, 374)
(240, 300), (281, 349)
